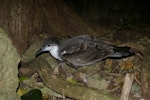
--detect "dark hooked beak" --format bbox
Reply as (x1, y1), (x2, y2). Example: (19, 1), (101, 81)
(35, 48), (44, 57)
(35, 48), (49, 57)
(129, 48), (144, 57)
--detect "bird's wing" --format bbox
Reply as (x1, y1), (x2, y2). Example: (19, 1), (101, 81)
(59, 35), (97, 55)
(61, 45), (113, 67)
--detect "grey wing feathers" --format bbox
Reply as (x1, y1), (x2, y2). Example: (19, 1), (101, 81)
(60, 35), (114, 57)
(60, 35), (96, 55)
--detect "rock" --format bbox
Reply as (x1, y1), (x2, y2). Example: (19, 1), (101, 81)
(0, 28), (20, 100)
(21, 38), (43, 63)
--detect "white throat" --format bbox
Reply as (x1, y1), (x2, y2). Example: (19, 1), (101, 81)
(49, 45), (62, 60)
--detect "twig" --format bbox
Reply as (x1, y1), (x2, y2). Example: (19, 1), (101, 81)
(120, 73), (134, 100)
(132, 65), (141, 85)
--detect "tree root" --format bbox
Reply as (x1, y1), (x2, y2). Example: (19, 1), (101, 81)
(20, 57), (119, 100)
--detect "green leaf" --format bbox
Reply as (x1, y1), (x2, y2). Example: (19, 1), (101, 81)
(19, 76), (30, 82)
(67, 76), (77, 84)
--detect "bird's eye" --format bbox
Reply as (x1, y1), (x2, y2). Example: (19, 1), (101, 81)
(47, 44), (51, 47)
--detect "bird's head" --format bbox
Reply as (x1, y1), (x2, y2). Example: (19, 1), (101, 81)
(35, 37), (60, 57)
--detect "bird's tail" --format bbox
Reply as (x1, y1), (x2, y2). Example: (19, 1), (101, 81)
(109, 46), (143, 58)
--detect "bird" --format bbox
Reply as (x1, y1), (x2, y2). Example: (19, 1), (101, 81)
(35, 35), (142, 68)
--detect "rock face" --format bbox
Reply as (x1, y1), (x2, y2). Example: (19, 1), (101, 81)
(0, 28), (20, 100)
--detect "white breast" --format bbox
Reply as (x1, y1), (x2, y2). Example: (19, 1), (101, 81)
(49, 45), (62, 61)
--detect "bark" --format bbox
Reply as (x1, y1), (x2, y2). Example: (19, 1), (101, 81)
(0, 0), (43, 55)
(0, 0), (95, 55)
